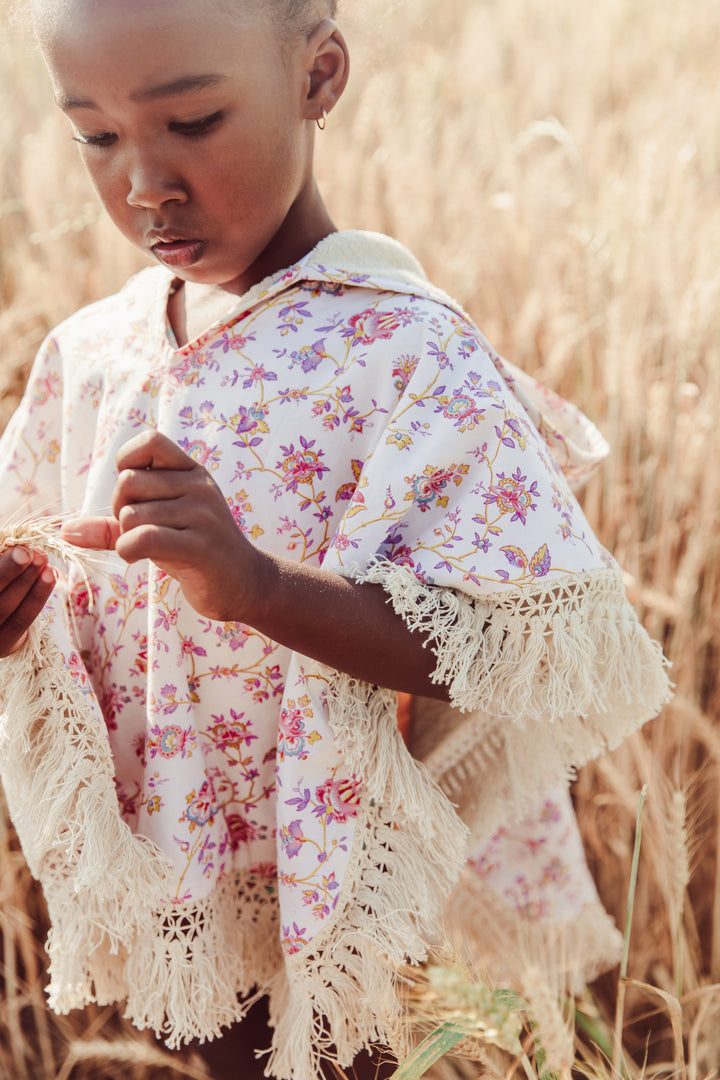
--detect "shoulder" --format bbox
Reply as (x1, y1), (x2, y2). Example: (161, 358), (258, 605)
(298, 230), (484, 340)
(47, 266), (171, 347)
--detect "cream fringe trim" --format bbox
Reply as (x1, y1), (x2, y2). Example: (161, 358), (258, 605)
(0, 620), (172, 1012)
(0, 620), (282, 1046)
(267, 675), (470, 1080)
(445, 868), (623, 996)
(124, 867), (282, 1048)
(360, 561), (672, 835)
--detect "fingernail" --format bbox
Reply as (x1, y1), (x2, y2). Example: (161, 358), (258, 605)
(32, 550), (47, 567)
(41, 567), (56, 584)
(11, 547), (31, 566)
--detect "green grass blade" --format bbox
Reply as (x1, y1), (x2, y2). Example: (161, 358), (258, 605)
(388, 1021), (477, 1080)
(621, 784), (648, 981)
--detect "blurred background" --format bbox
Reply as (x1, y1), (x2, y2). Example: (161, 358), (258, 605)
(1, 0), (719, 1075)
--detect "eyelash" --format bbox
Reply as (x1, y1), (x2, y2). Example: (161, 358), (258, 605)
(72, 111), (224, 149)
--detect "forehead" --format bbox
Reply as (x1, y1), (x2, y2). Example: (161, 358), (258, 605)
(32, 0), (265, 57)
(33, 0), (285, 100)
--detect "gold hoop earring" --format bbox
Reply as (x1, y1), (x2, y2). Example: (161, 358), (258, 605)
(316, 109), (328, 131)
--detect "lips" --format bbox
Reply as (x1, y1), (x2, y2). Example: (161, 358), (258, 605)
(148, 232), (205, 269)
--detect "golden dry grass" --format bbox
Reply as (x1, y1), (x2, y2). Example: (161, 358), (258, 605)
(1, 0), (720, 1076)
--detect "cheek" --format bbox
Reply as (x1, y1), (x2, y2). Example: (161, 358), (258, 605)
(80, 153), (129, 216)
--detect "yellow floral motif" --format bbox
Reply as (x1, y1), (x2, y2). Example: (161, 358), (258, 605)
(385, 430), (412, 451)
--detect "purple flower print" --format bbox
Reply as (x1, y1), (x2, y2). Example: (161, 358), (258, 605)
(281, 820), (305, 859)
(484, 469), (540, 525)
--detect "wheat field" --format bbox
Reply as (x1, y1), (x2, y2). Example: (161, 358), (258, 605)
(1, 0), (719, 1076)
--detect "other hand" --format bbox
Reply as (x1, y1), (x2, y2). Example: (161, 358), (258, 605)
(0, 546), (56, 657)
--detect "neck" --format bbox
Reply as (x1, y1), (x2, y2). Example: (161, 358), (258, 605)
(223, 178), (336, 297)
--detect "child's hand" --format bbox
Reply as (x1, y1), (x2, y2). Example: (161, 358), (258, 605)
(60, 432), (449, 700)
(0, 547), (56, 657)
(61, 431), (263, 622)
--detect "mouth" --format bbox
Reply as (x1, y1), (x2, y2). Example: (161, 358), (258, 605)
(148, 233), (205, 269)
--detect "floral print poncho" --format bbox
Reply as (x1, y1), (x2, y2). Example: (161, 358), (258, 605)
(0, 231), (670, 1079)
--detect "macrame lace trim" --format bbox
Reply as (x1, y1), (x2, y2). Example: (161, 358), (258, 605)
(0, 620), (282, 1048)
(0, 619), (468, 1077)
(359, 561), (672, 835)
(0, 620), (171, 992)
(267, 675), (469, 1080)
(0, 563), (658, 1076)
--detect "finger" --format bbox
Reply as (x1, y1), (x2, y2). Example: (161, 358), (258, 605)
(0, 558), (55, 654)
(116, 430), (196, 474)
(112, 466), (197, 520)
(114, 522), (206, 567)
(116, 498), (190, 535)
(60, 516), (121, 550)
(0, 546), (36, 588)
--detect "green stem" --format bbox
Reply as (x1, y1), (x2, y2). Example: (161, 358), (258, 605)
(621, 784), (647, 980)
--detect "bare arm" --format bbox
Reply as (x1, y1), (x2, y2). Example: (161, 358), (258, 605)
(61, 430), (450, 700)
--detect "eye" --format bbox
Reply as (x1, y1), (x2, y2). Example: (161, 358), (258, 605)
(72, 131), (117, 149)
(169, 111), (224, 138)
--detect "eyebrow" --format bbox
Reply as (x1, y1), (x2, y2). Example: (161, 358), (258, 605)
(57, 74), (229, 111)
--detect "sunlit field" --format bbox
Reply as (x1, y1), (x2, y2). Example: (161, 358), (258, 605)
(1, 0), (719, 1076)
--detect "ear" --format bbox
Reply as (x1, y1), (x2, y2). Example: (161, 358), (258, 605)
(301, 18), (350, 124)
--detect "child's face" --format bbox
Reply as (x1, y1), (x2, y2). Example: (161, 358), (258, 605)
(37, 0), (332, 294)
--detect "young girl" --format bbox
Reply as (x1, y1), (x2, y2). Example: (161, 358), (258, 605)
(0, 1), (671, 1078)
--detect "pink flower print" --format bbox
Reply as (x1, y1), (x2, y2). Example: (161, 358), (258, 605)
(208, 710), (257, 751)
(131, 632), (149, 674)
(540, 799), (562, 824)
(404, 464), (469, 512)
(69, 580), (99, 617)
(282, 922), (309, 955)
(279, 707), (305, 741)
(277, 437), (329, 493)
(148, 723), (196, 760)
(335, 459), (364, 502)
(331, 534), (353, 551)
(226, 813), (259, 850)
(467, 853), (501, 878)
(181, 636), (207, 658)
(438, 392), (485, 431)
(184, 777), (220, 829)
(391, 354), (419, 392)
(541, 858), (571, 886)
(278, 698), (321, 761)
(67, 651), (91, 695)
(177, 437), (222, 470)
(313, 776), (361, 825)
(281, 819), (305, 859)
(250, 862), (277, 881)
(484, 469), (539, 525)
(347, 308), (401, 345)
(100, 684), (130, 730)
(31, 371), (61, 406)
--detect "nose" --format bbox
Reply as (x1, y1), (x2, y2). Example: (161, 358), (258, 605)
(125, 146), (187, 209)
